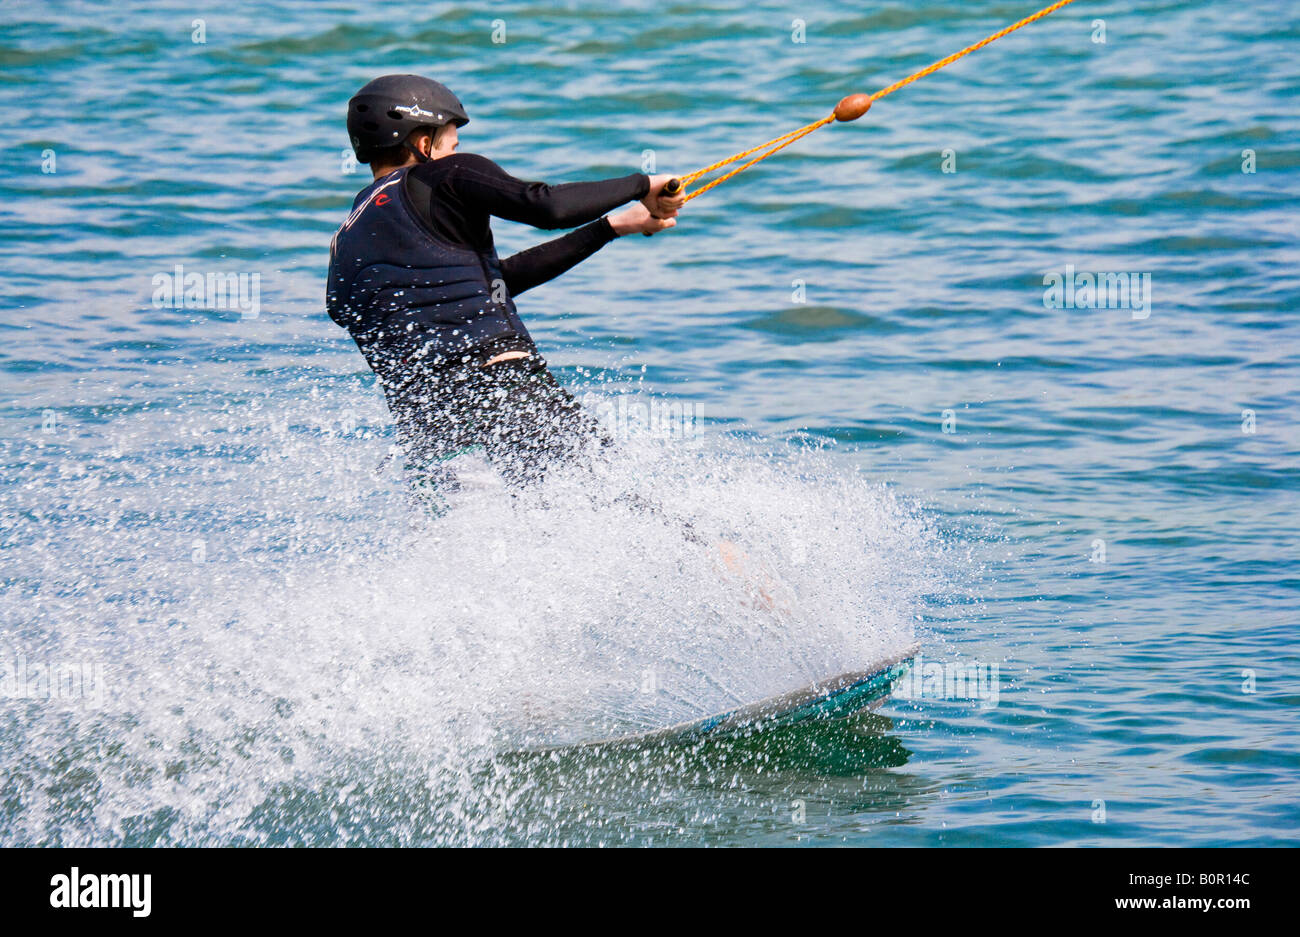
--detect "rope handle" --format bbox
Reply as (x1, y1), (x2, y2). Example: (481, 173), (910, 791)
(641, 178), (684, 236)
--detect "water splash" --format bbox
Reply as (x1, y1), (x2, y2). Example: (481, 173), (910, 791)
(0, 382), (947, 845)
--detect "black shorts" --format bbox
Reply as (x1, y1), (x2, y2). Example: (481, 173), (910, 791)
(382, 349), (704, 543)
(386, 351), (608, 491)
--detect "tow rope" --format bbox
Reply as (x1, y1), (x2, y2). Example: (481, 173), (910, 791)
(665, 0), (1079, 202)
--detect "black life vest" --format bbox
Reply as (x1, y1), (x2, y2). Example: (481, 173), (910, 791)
(325, 167), (534, 379)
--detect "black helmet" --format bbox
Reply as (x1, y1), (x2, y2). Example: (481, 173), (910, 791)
(347, 74), (469, 163)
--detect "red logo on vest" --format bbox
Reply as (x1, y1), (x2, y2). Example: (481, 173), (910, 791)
(375, 194), (391, 206)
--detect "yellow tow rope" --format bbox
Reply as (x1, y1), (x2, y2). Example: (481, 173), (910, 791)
(670, 0), (1079, 202)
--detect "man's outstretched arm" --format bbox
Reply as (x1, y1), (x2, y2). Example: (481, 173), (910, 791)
(436, 153), (650, 230)
(500, 203), (678, 296)
(500, 218), (617, 296)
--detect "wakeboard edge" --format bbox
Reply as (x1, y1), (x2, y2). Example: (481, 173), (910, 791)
(524, 642), (921, 752)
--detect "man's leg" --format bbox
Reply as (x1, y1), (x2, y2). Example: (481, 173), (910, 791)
(475, 358), (710, 544)
(385, 365), (490, 516)
(478, 358), (609, 488)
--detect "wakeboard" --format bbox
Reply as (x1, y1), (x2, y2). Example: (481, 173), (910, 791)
(530, 643), (920, 751)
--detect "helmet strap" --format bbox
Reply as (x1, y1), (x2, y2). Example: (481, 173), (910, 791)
(403, 137), (428, 161)
(404, 136), (432, 163)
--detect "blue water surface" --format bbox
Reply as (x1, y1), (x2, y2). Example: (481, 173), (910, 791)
(0, 0), (1297, 846)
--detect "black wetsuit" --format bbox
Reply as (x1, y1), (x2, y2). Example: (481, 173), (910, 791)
(404, 153), (647, 296)
(327, 154), (649, 491)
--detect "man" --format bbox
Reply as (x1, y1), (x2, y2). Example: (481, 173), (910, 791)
(327, 74), (685, 498)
